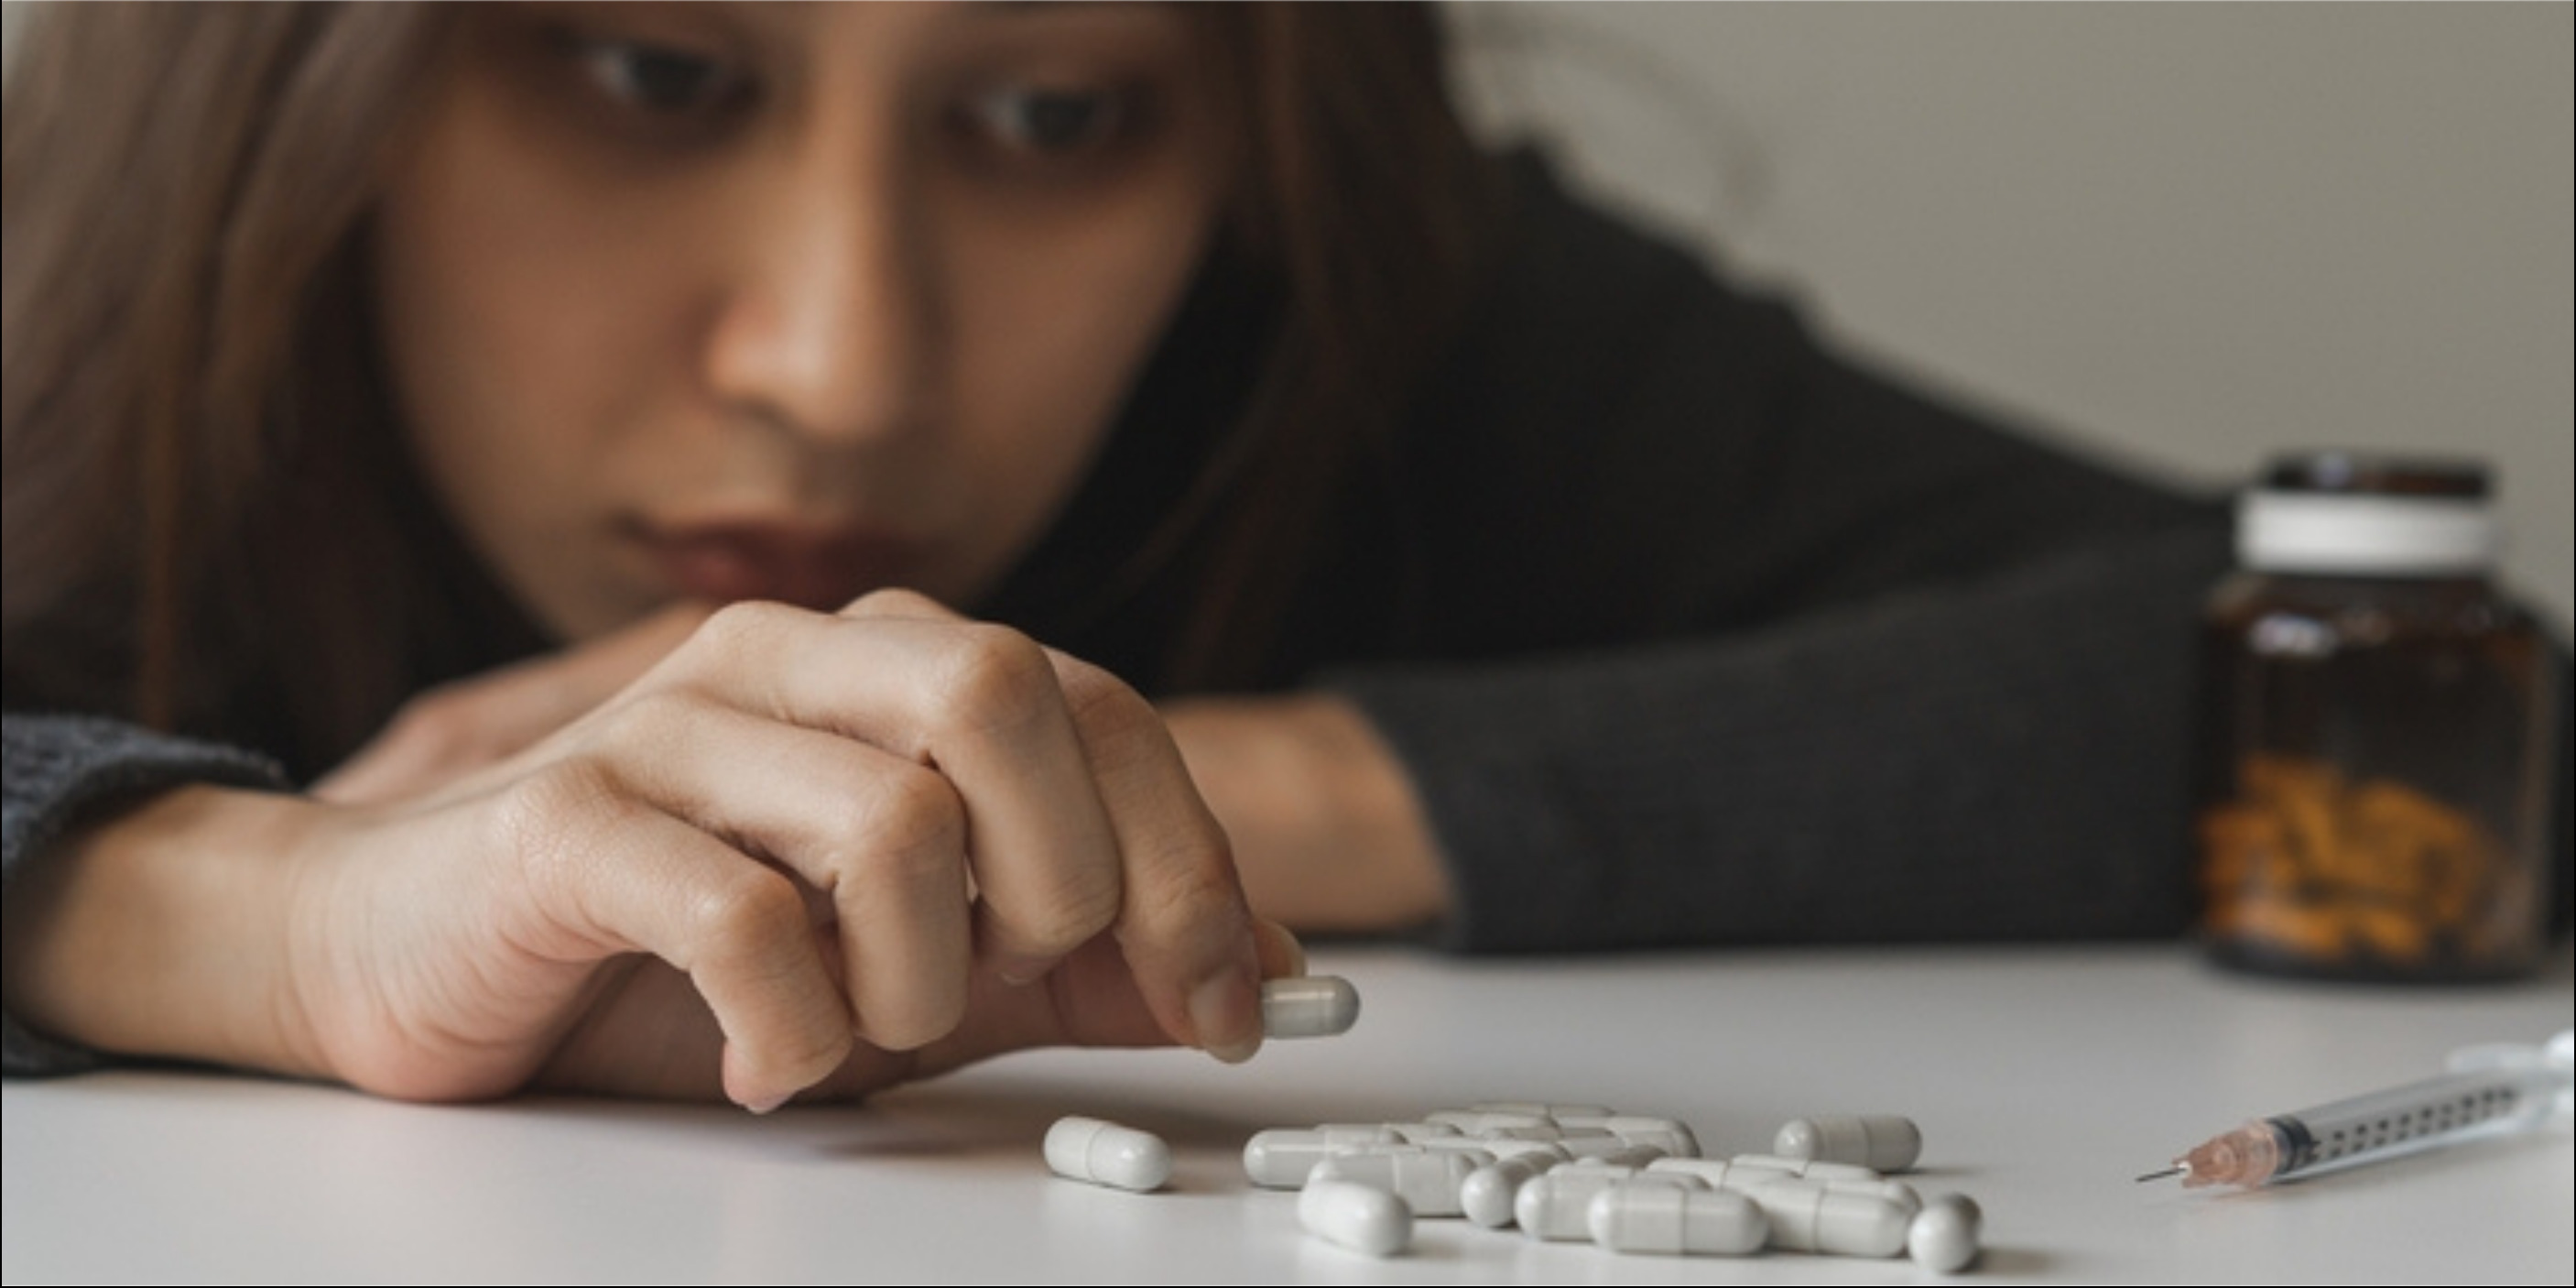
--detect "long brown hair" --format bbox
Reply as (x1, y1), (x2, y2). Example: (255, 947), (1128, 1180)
(3, 3), (1493, 776)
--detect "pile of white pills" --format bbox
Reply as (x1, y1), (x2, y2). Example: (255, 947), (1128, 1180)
(1252, 1106), (1983, 1270)
(1035, 979), (1983, 1271)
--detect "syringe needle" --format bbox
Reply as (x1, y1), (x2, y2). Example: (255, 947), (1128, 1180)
(2136, 1123), (2285, 1189)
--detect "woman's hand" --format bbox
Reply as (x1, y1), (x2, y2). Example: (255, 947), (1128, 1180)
(318, 606), (1455, 939)
(7, 591), (1295, 1109)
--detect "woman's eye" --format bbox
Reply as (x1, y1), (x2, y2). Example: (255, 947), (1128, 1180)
(963, 86), (1135, 157)
(564, 34), (748, 116)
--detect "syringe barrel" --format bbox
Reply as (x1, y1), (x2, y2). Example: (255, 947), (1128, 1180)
(2277, 1064), (2556, 1179)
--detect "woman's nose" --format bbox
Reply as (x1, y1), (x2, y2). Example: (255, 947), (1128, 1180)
(700, 138), (936, 449)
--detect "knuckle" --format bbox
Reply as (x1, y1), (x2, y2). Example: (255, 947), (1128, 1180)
(1130, 845), (1243, 932)
(1058, 668), (1166, 772)
(1057, 659), (1149, 731)
(488, 759), (630, 891)
(691, 599), (802, 663)
(845, 586), (944, 618)
(845, 768), (967, 883)
(588, 686), (701, 748)
(1012, 867), (1124, 956)
(383, 686), (480, 762)
(687, 865), (810, 956)
(499, 758), (623, 835)
(930, 627), (1059, 734)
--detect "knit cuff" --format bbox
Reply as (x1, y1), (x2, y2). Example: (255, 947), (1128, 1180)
(3, 714), (289, 1076)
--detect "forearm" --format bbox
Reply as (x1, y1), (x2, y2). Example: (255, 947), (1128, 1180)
(1325, 524), (2233, 954)
(1163, 693), (1451, 935)
(3, 784), (327, 1077)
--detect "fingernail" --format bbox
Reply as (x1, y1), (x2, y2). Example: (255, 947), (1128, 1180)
(1190, 970), (1262, 1065)
(744, 1093), (789, 1116)
(1255, 919), (1308, 978)
(992, 951), (1055, 988)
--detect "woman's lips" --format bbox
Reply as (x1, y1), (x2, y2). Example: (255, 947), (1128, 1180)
(626, 518), (921, 611)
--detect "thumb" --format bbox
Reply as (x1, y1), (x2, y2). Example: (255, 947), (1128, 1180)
(503, 598), (723, 732)
(898, 918), (1310, 1080)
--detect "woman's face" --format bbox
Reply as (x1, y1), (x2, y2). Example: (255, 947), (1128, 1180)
(375, 3), (1231, 639)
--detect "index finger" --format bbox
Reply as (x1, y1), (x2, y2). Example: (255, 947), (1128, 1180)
(1042, 650), (1277, 1062)
(837, 592), (1281, 1058)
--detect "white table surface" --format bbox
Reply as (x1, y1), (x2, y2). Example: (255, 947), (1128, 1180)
(6, 943), (2570, 1285)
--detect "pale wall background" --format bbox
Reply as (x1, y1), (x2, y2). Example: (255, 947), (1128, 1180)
(1443, 3), (2571, 622)
(8, 4), (2570, 621)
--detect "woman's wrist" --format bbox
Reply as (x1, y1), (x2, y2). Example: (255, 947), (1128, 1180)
(1163, 693), (1451, 933)
(1, 784), (331, 1080)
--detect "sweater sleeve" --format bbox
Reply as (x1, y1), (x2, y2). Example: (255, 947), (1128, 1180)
(1331, 522), (2229, 953)
(2, 713), (289, 1075)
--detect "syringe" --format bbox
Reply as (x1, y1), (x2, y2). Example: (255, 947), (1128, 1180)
(2139, 1028), (2572, 1190)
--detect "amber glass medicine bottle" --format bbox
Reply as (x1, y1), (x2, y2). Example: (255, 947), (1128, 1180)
(2195, 453), (2555, 980)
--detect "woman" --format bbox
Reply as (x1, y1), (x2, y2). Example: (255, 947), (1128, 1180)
(3, 3), (2243, 1108)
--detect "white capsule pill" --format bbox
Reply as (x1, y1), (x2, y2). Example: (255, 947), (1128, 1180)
(1721, 1162), (1801, 1190)
(1566, 1144), (1669, 1171)
(1377, 1121), (1462, 1143)
(1647, 1157), (1751, 1187)
(1473, 1124), (1569, 1142)
(1775, 1116), (1922, 1173)
(1516, 1168), (1699, 1240)
(1299, 1178), (1412, 1257)
(1564, 1116), (1699, 1159)
(1908, 1194), (1983, 1273)
(1044, 1116), (1171, 1193)
(1475, 1139), (1574, 1166)
(1556, 1131), (1655, 1162)
(1516, 1169), (1623, 1241)
(1608, 1128), (1697, 1159)
(1740, 1180), (1911, 1257)
(1844, 1179), (1923, 1215)
(1246, 1129), (1380, 1188)
(1469, 1100), (1617, 1119)
(1329, 1141), (1426, 1159)
(1588, 1182), (1769, 1257)
(1310, 1151), (1477, 1218)
(1427, 1109), (1552, 1134)
(1417, 1140), (1501, 1169)
(1314, 1124), (1414, 1145)
(1262, 976), (1360, 1038)
(1460, 1152), (1564, 1228)
(1690, 1165), (1919, 1210)
(1597, 1153), (1679, 1174)
(1733, 1152), (1882, 1183)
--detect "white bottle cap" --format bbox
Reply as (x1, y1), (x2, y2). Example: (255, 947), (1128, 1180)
(2236, 489), (2499, 576)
